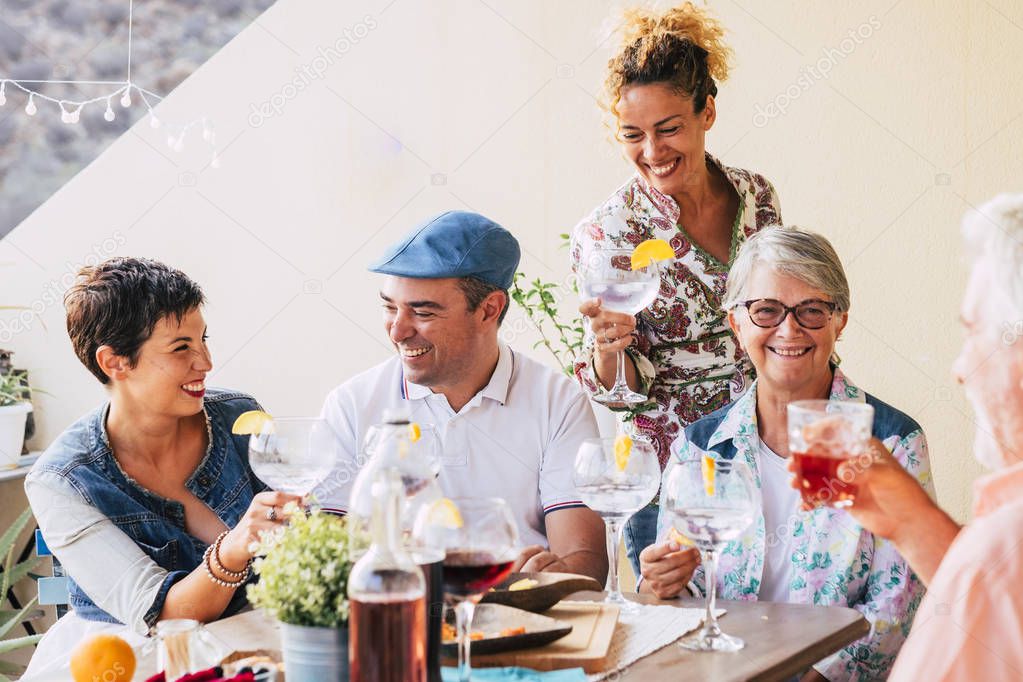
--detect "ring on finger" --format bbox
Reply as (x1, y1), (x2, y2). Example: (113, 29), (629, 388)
(265, 506), (278, 522)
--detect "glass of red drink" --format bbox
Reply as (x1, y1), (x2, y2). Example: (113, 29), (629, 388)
(788, 400), (874, 508)
(415, 497), (519, 682)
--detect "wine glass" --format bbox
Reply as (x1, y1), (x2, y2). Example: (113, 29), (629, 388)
(415, 497), (519, 682)
(578, 247), (660, 408)
(663, 456), (757, 652)
(247, 417), (336, 497)
(573, 436), (660, 608)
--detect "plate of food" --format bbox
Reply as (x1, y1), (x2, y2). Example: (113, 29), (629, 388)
(441, 604), (573, 656)
(480, 572), (603, 613)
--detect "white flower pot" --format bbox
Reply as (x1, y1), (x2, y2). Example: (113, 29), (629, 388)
(279, 622), (349, 682)
(0, 402), (31, 469)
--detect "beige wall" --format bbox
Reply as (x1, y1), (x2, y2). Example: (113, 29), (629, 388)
(2, 0), (1021, 523)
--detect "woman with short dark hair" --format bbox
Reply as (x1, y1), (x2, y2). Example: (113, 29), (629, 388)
(23, 258), (300, 676)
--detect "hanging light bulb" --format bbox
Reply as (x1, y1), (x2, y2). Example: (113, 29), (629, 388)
(166, 135), (176, 148)
(69, 105), (81, 124)
(149, 112), (161, 128)
(60, 103), (73, 124)
(0, 81), (7, 107)
(25, 93), (36, 116)
(120, 88), (131, 108)
(104, 98), (115, 122)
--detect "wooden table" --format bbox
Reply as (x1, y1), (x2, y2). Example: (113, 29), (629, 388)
(169, 591), (868, 682)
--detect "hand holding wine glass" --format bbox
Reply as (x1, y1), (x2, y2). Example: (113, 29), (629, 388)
(577, 244), (665, 408)
(663, 455), (757, 652)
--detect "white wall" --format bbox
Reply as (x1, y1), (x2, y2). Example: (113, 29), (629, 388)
(2, 0), (1021, 522)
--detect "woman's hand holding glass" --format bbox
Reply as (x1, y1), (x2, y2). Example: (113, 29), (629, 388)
(217, 490), (302, 571)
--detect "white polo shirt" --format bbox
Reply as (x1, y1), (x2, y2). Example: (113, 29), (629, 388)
(316, 343), (598, 548)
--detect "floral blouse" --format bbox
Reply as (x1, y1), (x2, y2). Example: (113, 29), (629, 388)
(571, 153), (783, 467)
(657, 369), (934, 681)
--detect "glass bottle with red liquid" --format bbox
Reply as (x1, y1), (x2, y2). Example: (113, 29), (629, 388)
(349, 408), (444, 682)
(347, 467), (426, 682)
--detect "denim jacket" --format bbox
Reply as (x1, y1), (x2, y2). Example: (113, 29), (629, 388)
(25, 389), (264, 632)
(657, 369), (933, 681)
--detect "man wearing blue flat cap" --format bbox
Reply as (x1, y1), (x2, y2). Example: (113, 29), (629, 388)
(318, 211), (607, 583)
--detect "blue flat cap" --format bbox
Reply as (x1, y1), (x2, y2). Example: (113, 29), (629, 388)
(369, 211), (521, 289)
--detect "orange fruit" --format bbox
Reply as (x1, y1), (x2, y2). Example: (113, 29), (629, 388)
(630, 238), (675, 270)
(70, 633), (136, 682)
(231, 410), (274, 435)
(613, 435), (633, 471)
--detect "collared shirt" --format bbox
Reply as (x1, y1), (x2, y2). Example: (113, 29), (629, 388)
(24, 389), (262, 634)
(657, 369), (933, 681)
(890, 460), (1023, 681)
(317, 343), (599, 547)
(570, 153), (783, 467)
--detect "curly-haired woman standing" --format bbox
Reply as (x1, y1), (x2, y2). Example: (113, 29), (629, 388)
(571, 3), (783, 574)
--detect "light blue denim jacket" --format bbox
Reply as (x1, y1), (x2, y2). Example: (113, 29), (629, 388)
(25, 389), (265, 630)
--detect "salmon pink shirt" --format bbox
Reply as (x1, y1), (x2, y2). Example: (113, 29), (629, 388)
(890, 460), (1023, 681)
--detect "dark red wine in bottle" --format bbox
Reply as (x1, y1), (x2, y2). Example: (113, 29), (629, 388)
(349, 592), (426, 682)
(414, 551), (444, 682)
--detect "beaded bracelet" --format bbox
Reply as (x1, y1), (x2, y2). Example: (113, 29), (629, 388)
(211, 530), (250, 579)
(202, 543), (249, 588)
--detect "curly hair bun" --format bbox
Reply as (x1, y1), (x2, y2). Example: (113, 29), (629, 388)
(605, 2), (733, 116)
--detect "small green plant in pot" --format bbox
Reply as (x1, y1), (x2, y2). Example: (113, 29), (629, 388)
(247, 505), (352, 682)
(0, 369), (33, 469)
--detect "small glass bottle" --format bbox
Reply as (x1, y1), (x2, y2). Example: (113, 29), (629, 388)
(348, 467), (427, 682)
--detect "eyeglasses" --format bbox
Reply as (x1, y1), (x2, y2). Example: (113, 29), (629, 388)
(737, 298), (838, 329)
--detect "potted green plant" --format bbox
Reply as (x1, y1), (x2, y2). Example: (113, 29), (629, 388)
(0, 508), (44, 682)
(247, 506), (352, 682)
(0, 369), (32, 469)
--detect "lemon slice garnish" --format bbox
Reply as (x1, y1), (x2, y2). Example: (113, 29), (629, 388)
(668, 527), (695, 547)
(232, 410), (274, 435)
(630, 238), (675, 270)
(428, 497), (464, 529)
(408, 422), (421, 442)
(701, 454), (716, 497)
(508, 578), (539, 591)
(613, 434), (633, 471)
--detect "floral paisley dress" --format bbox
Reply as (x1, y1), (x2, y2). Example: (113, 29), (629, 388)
(571, 153), (783, 464)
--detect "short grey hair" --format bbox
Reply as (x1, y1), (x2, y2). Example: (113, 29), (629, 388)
(722, 226), (851, 312)
(961, 193), (1023, 320)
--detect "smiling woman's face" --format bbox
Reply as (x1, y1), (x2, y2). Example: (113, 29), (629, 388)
(728, 265), (847, 396)
(615, 82), (715, 199)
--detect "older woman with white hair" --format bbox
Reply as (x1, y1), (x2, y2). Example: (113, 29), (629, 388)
(640, 226), (933, 681)
(832, 194), (1023, 680)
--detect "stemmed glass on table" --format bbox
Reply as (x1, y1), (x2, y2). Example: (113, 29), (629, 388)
(663, 456), (757, 652)
(415, 497), (519, 682)
(578, 247), (660, 408)
(573, 436), (660, 610)
(247, 417), (336, 498)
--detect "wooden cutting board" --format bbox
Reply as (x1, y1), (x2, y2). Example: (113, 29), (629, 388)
(443, 601), (620, 673)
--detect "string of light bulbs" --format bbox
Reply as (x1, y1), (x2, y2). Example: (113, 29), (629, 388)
(0, 0), (218, 165)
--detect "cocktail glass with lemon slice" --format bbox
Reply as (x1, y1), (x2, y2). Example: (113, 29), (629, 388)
(233, 411), (337, 498)
(578, 239), (674, 408)
(572, 436), (660, 609)
(663, 455), (757, 652)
